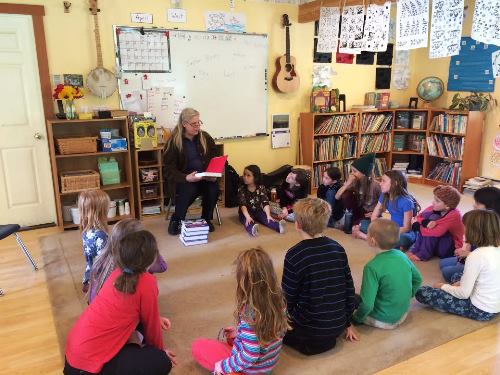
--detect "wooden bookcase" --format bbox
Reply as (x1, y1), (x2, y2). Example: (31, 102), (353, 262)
(46, 118), (135, 229)
(300, 109), (484, 192)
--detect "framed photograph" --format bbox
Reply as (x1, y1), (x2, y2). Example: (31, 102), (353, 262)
(63, 74), (84, 87)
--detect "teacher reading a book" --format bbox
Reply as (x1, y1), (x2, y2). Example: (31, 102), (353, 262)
(164, 108), (220, 235)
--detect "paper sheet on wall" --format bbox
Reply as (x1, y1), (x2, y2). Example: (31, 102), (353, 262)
(493, 50), (500, 77)
(429, 0), (464, 59)
(169, 96), (188, 127)
(471, 0), (500, 45)
(339, 6), (365, 54)
(147, 88), (174, 128)
(362, 2), (391, 52)
(272, 130), (291, 149)
(397, 0), (430, 50)
(205, 11), (246, 32)
(316, 7), (340, 53)
(391, 50), (411, 89)
(312, 64), (336, 87)
(120, 90), (147, 114)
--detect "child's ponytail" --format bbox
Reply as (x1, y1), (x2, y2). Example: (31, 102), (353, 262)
(114, 230), (159, 294)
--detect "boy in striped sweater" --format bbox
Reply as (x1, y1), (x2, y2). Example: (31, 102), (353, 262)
(282, 197), (359, 355)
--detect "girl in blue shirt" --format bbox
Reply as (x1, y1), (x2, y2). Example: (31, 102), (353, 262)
(354, 170), (417, 249)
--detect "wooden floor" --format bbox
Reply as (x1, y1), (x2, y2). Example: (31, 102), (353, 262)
(1, 226), (499, 374)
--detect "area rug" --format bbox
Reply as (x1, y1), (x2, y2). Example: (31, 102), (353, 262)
(41, 186), (497, 374)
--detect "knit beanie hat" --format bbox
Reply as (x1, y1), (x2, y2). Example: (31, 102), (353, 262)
(433, 185), (461, 209)
(351, 153), (376, 176)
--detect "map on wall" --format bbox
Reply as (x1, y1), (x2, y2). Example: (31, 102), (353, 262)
(448, 37), (500, 92)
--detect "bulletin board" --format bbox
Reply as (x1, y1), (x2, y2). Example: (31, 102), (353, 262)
(114, 26), (269, 139)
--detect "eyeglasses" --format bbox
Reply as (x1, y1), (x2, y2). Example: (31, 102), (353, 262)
(184, 120), (203, 127)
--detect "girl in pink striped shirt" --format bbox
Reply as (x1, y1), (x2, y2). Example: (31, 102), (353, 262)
(192, 248), (289, 374)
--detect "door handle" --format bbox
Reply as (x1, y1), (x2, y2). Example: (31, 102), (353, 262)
(34, 132), (42, 140)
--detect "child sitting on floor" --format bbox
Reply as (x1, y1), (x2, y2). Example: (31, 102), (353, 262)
(275, 168), (309, 222)
(192, 247), (289, 374)
(440, 186), (500, 282)
(416, 209), (500, 321)
(352, 219), (422, 329)
(78, 189), (110, 293)
(353, 170), (417, 250)
(238, 165), (285, 236)
(88, 219), (167, 303)
(281, 197), (359, 355)
(317, 166), (344, 227)
(407, 185), (464, 262)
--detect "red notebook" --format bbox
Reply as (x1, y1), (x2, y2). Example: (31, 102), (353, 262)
(195, 155), (228, 178)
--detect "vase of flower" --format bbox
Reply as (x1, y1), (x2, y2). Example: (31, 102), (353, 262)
(64, 99), (77, 120)
(52, 84), (84, 120)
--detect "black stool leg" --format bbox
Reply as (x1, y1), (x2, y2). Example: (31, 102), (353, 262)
(14, 233), (38, 271)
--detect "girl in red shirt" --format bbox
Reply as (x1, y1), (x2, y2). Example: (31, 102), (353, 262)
(64, 230), (176, 375)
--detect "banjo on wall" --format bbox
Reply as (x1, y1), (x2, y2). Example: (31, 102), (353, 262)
(87, 0), (117, 98)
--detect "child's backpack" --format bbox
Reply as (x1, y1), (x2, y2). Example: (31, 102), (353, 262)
(224, 163), (241, 208)
(410, 194), (421, 217)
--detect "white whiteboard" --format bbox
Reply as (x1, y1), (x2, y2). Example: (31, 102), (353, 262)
(114, 27), (268, 139)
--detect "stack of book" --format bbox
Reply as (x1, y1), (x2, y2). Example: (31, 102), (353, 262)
(426, 135), (464, 159)
(315, 115), (357, 134)
(142, 204), (161, 215)
(407, 168), (423, 178)
(361, 113), (393, 132)
(360, 133), (391, 154)
(463, 177), (492, 194)
(393, 162), (409, 173)
(428, 162), (462, 187)
(180, 219), (209, 246)
(430, 114), (467, 134)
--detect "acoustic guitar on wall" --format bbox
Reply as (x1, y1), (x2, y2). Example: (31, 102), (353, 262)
(273, 14), (300, 93)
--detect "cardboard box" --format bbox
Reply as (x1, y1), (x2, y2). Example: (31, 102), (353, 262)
(98, 138), (128, 152)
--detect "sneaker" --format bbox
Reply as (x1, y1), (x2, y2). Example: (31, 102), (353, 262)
(251, 223), (259, 237)
(279, 219), (286, 234)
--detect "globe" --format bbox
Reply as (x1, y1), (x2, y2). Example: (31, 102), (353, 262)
(416, 76), (444, 102)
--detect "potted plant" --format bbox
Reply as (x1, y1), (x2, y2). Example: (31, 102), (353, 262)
(449, 92), (497, 111)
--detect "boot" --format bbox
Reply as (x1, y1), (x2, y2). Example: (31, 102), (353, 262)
(168, 219), (180, 235)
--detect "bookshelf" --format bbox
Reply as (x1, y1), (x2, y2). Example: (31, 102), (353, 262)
(46, 118), (135, 229)
(300, 109), (484, 192)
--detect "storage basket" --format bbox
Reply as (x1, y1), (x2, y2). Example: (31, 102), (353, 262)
(56, 136), (98, 155)
(60, 170), (100, 193)
(141, 185), (159, 199)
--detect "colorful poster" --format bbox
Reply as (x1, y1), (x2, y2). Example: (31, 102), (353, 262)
(471, 0), (500, 46)
(362, 2), (392, 52)
(316, 7), (340, 53)
(397, 0), (430, 50)
(339, 6), (365, 54)
(429, 0), (465, 58)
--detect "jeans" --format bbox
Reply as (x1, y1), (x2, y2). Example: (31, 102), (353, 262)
(415, 286), (497, 321)
(398, 230), (417, 250)
(238, 209), (280, 234)
(440, 257), (465, 283)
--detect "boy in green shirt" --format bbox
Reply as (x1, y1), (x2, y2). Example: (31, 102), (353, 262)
(353, 218), (422, 329)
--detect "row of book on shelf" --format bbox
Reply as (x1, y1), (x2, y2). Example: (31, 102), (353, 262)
(360, 133), (391, 154)
(314, 115), (357, 134)
(393, 134), (425, 152)
(426, 135), (464, 160)
(312, 158), (387, 187)
(395, 112), (426, 129)
(314, 135), (357, 161)
(427, 162), (462, 187)
(430, 114), (467, 134)
(361, 113), (393, 132)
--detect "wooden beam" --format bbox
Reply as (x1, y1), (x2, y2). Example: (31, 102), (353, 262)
(298, 0), (388, 23)
(0, 3), (44, 16)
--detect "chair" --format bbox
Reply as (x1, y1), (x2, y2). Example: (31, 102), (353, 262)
(165, 196), (222, 226)
(0, 224), (38, 271)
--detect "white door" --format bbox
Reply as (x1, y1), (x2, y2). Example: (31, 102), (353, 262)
(0, 14), (56, 227)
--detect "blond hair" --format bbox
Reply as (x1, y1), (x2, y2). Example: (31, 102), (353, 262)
(463, 209), (500, 247)
(368, 218), (400, 250)
(168, 108), (207, 155)
(234, 248), (290, 345)
(293, 197), (331, 237)
(78, 189), (110, 233)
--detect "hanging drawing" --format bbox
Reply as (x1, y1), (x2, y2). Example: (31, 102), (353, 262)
(339, 6), (365, 54)
(448, 37), (500, 92)
(493, 50), (500, 77)
(471, 0), (500, 46)
(362, 1), (391, 52)
(429, 0), (465, 58)
(392, 50), (411, 89)
(396, 0), (430, 50)
(317, 7), (340, 53)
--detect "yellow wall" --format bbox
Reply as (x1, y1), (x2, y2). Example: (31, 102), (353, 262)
(7, 0), (498, 177)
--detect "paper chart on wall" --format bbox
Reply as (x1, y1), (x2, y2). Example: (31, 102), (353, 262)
(147, 88), (174, 128)
(316, 7), (340, 53)
(493, 50), (500, 77)
(362, 2), (391, 52)
(339, 6), (365, 54)
(429, 0), (464, 59)
(471, 0), (500, 45)
(117, 31), (170, 72)
(396, 0), (430, 50)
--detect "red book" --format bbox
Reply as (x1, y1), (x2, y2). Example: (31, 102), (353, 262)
(195, 155), (228, 178)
